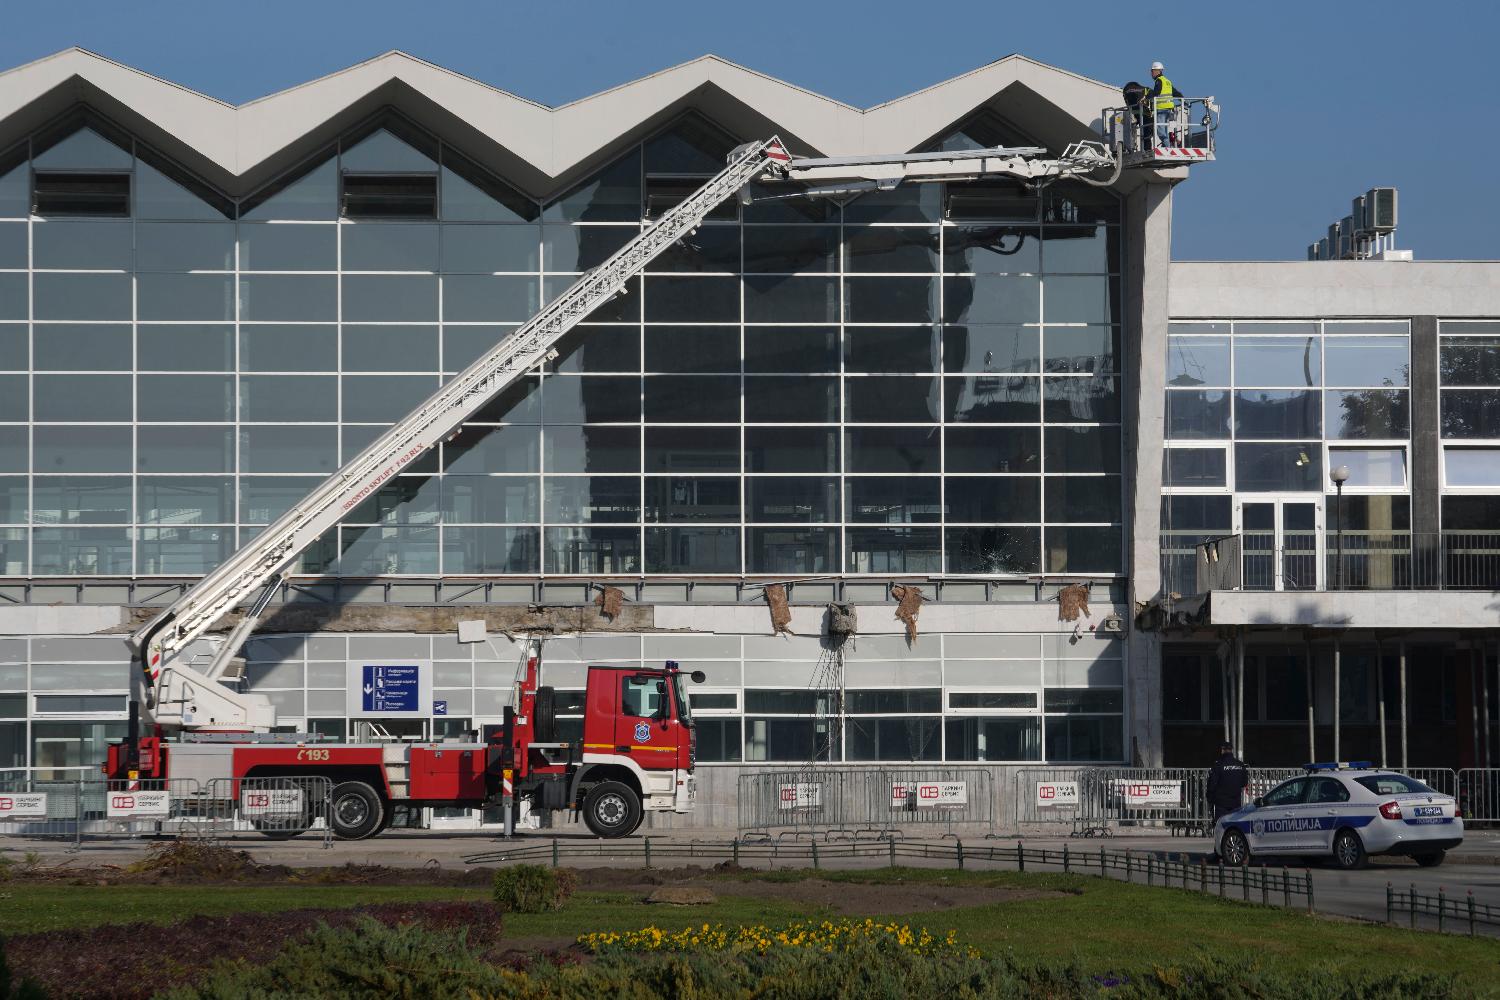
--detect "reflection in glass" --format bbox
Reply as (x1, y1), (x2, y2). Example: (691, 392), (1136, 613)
(845, 227), (938, 272)
(644, 375), (739, 422)
(945, 375), (1039, 422)
(238, 223), (337, 270)
(1044, 426), (1121, 473)
(1445, 448), (1500, 487)
(1167, 336), (1230, 386)
(644, 427), (737, 472)
(1325, 336), (1409, 387)
(1235, 442), (1322, 492)
(744, 276), (838, 323)
(743, 376), (838, 422)
(1234, 390), (1321, 440)
(844, 327), (939, 373)
(1441, 389), (1500, 439)
(139, 427), (234, 473)
(442, 526), (539, 573)
(942, 326), (1039, 374)
(845, 427), (939, 473)
(1329, 448), (1405, 488)
(1234, 336), (1319, 386)
(1164, 448), (1227, 487)
(943, 274), (1039, 325)
(945, 426), (1039, 473)
(1325, 389), (1408, 439)
(944, 226), (1039, 273)
(34, 325), (131, 371)
(844, 277), (934, 323)
(845, 376), (937, 423)
(744, 327), (839, 373)
(743, 226), (837, 273)
(34, 375), (131, 422)
(541, 426), (636, 474)
(1165, 390), (1230, 439)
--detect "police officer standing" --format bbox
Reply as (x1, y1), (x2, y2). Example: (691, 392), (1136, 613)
(1206, 740), (1249, 821)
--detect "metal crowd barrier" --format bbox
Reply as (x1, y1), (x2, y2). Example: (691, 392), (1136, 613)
(1015, 766), (1457, 837)
(1457, 769), (1500, 823)
(0, 775), (334, 848)
(738, 768), (997, 840)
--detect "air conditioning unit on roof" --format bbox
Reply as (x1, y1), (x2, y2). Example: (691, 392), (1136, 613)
(1366, 188), (1397, 233)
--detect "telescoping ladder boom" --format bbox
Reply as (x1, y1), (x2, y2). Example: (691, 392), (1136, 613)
(131, 134), (1127, 732)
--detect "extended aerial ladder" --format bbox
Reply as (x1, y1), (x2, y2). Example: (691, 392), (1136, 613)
(128, 121), (1208, 738)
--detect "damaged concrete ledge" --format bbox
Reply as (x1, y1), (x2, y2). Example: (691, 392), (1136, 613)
(100, 600), (1129, 638)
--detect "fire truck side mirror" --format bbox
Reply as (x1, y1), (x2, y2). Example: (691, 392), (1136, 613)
(690, 670), (706, 684)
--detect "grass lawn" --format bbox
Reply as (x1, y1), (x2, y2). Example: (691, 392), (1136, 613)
(0, 884), (486, 935)
(4, 867), (1496, 992)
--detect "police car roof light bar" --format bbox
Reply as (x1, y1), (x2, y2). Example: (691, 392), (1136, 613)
(1304, 760), (1374, 772)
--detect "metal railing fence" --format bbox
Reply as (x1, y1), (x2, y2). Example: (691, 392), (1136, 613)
(1387, 882), (1499, 935)
(1197, 532), (1500, 592)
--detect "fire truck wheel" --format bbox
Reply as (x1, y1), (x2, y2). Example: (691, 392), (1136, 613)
(582, 781), (641, 839)
(329, 781), (385, 840)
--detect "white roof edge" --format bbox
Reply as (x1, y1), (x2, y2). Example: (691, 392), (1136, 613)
(0, 47), (1117, 182)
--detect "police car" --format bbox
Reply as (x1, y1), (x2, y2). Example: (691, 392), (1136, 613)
(1216, 763), (1462, 870)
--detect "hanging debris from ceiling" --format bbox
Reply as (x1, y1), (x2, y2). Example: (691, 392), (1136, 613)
(764, 583), (793, 634)
(1057, 582), (1092, 622)
(827, 602), (858, 641)
(889, 585), (925, 643)
(593, 584), (625, 620)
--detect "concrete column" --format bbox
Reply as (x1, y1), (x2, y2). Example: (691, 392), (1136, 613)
(1409, 316), (1440, 586)
(1124, 178), (1175, 767)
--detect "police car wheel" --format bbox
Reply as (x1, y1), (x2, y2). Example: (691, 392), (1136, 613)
(1221, 829), (1250, 866)
(1414, 850), (1445, 868)
(583, 781), (642, 839)
(1331, 829), (1367, 870)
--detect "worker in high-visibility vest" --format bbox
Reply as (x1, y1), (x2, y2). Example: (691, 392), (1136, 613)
(1147, 62), (1180, 148)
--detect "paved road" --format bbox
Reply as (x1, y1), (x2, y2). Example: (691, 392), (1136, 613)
(7, 828), (1500, 935)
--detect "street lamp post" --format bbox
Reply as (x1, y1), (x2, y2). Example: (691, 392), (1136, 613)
(1331, 465), (1350, 589)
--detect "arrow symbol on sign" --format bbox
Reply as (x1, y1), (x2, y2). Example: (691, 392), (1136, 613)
(363, 684), (373, 694)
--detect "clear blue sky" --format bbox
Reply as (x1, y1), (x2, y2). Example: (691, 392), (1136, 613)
(3, 0), (1494, 261)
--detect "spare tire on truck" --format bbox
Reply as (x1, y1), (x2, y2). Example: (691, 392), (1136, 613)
(534, 685), (557, 742)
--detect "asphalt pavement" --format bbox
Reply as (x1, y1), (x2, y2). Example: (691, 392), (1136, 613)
(7, 827), (1500, 935)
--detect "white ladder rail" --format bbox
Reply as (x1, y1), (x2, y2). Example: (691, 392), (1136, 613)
(133, 137), (793, 693)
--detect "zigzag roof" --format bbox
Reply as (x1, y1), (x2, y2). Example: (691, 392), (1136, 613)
(0, 48), (1129, 197)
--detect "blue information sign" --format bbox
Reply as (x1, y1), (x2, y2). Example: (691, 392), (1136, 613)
(433, 700), (448, 716)
(361, 665), (420, 713)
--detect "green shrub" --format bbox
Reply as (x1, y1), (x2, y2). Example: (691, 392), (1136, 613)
(491, 865), (576, 914)
(0, 933), (46, 1000)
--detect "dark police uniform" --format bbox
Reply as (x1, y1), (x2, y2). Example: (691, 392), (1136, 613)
(1206, 751), (1249, 820)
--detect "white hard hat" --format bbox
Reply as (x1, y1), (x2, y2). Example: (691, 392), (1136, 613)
(1151, 61), (1164, 70)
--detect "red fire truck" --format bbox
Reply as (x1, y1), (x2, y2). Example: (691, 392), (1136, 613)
(107, 643), (703, 839)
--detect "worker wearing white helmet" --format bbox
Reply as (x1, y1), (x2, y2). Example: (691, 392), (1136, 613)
(1147, 62), (1181, 148)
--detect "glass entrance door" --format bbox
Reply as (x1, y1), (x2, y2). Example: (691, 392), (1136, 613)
(1237, 499), (1322, 591)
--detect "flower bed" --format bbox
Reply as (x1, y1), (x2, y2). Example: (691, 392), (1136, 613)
(579, 917), (977, 958)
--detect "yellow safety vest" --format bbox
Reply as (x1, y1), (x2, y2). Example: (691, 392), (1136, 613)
(1154, 76), (1176, 111)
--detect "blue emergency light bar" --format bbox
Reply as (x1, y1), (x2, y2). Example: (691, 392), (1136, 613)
(1304, 761), (1373, 772)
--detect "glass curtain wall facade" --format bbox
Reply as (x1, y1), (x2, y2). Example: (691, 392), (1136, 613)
(1439, 321), (1500, 549)
(1160, 320), (1411, 592)
(0, 110), (1124, 579)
